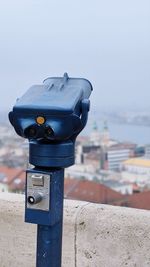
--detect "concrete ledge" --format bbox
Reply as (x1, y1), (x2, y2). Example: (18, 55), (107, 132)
(0, 193), (150, 266)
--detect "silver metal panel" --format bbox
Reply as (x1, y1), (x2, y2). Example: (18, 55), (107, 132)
(27, 172), (50, 211)
(32, 174), (44, 186)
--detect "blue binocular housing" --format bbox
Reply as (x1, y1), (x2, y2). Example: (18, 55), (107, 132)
(9, 73), (92, 167)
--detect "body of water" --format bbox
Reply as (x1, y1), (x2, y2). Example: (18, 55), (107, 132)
(83, 120), (150, 145)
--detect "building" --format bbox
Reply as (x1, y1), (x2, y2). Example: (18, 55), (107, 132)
(114, 191), (150, 210)
(102, 179), (133, 195)
(100, 121), (110, 147)
(105, 143), (136, 171)
(0, 166), (25, 192)
(83, 151), (101, 170)
(122, 158), (150, 174)
(76, 142), (101, 166)
(126, 191), (150, 210)
(90, 122), (101, 146)
(90, 121), (117, 148)
(145, 144), (150, 158)
(121, 158), (150, 185)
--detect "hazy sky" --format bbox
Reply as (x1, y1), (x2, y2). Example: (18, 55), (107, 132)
(0, 0), (150, 111)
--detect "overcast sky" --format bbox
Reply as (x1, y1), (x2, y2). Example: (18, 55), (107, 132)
(0, 0), (150, 111)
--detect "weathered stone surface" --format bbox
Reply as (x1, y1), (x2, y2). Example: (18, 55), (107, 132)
(0, 193), (36, 267)
(62, 199), (86, 267)
(76, 203), (150, 267)
(0, 193), (150, 267)
(0, 193), (85, 267)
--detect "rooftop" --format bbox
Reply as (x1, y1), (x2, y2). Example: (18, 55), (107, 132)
(115, 191), (150, 210)
(109, 142), (136, 150)
(64, 178), (123, 203)
(123, 158), (150, 168)
(0, 166), (24, 185)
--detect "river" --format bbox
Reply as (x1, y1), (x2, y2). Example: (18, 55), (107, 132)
(83, 120), (150, 145)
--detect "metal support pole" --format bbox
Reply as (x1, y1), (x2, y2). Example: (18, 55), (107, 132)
(34, 169), (64, 267)
(25, 167), (64, 267)
(36, 221), (63, 267)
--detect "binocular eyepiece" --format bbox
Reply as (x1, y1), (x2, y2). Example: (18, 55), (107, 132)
(24, 123), (54, 140)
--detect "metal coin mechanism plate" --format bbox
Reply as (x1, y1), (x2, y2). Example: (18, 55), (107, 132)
(27, 172), (50, 211)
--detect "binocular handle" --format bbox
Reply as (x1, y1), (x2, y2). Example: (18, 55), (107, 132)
(73, 99), (90, 139)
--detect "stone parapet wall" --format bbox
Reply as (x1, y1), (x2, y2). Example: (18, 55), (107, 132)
(0, 193), (150, 267)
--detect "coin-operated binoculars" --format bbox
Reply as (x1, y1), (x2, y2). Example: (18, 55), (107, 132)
(9, 73), (92, 267)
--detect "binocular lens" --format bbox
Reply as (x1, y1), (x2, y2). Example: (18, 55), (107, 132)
(45, 127), (53, 138)
(28, 127), (37, 138)
(24, 126), (37, 139)
(24, 125), (53, 140)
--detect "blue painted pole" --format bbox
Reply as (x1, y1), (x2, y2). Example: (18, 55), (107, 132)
(36, 222), (63, 267)
(36, 169), (64, 267)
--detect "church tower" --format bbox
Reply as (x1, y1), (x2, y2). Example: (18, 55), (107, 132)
(90, 122), (100, 145)
(100, 121), (110, 147)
